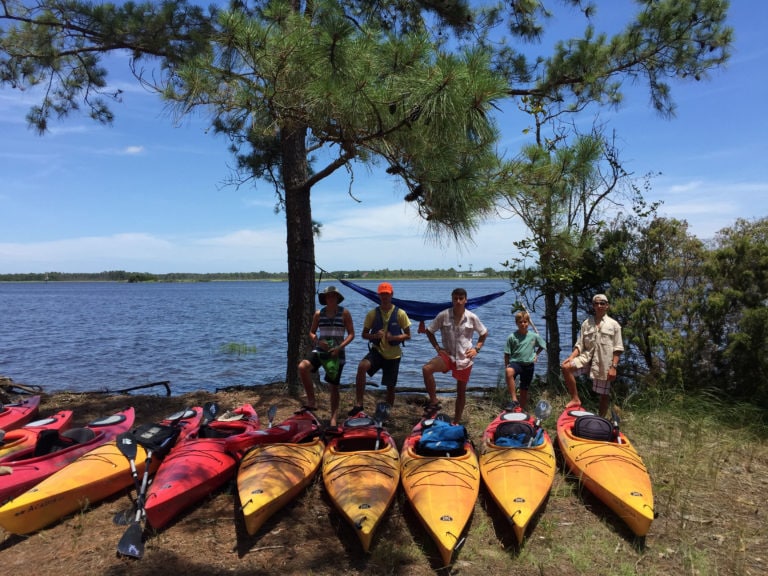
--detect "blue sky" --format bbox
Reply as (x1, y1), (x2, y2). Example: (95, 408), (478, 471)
(1, 2), (766, 274)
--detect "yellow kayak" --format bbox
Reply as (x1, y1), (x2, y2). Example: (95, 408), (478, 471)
(400, 416), (479, 567)
(236, 409), (324, 536)
(479, 406), (556, 544)
(322, 410), (400, 552)
(556, 406), (654, 537)
(0, 407), (201, 535)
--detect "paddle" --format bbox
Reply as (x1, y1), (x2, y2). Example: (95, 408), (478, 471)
(610, 407), (622, 445)
(117, 443), (154, 559)
(267, 405), (277, 429)
(116, 406), (197, 557)
(113, 432), (142, 525)
(373, 402), (390, 451)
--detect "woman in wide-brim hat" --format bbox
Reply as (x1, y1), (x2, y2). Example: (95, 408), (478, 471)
(299, 284), (354, 425)
(318, 285), (344, 305)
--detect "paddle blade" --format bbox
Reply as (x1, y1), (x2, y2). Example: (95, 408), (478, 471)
(202, 402), (220, 425)
(374, 402), (390, 425)
(116, 432), (138, 461)
(267, 405), (277, 428)
(117, 521), (144, 559)
(534, 400), (552, 421)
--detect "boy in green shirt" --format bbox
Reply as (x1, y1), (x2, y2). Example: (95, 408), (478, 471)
(504, 311), (546, 410)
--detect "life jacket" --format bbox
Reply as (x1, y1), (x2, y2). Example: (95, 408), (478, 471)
(371, 305), (404, 347)
(318, 306), (346, 348)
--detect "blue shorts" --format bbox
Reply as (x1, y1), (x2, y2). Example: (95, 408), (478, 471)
(507, 362), (535, 389)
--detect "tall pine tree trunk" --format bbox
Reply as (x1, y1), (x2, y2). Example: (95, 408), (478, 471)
(282, 124), (315, 396)
(543, 285), (563, 388)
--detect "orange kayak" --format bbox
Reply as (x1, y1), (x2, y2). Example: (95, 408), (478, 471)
(556, 406), (654, 537)
(322, 410), (400, 552)
(400, 415), (479, 566)
(479, 406), (555, 544)
(0, 407), (201, 534)
(236, 409), (323, 536)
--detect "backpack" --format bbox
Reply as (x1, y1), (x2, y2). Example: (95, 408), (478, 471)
(572, 413), (614, 442)
(493, 420), (537, 447)
(417, 419), (468, 456)
(126, 421), (183, 455)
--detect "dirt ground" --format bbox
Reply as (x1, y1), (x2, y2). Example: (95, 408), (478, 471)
(1, 381), (766, 576)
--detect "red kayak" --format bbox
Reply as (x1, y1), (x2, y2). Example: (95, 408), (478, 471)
(144, 404), (260, 530)
(0, 407), (135, 505)
(0, 396), (41, 432)
(0, 410), (74, 462)
(225, 406), (322, 454)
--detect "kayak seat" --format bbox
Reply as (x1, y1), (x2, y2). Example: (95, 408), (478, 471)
(415, 444), (467, 457)
(32, 429), (76, 456)
(60, 427), (96, 444)
(336, 437), (380, 452)
(572, 414), (614, 442)
(493, 421), (535, 447)
(344, 417), (376, 428)
(198, 424), (244, 439)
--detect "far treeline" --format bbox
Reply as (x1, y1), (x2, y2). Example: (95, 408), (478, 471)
(0, 268), (500, 283)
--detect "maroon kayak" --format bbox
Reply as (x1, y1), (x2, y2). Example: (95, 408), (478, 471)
(144, 404), (260, 529)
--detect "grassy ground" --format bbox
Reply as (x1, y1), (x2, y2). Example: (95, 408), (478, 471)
(0, 382), (766, 575)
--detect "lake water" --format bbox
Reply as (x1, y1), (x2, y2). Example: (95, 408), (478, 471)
(0, 280), (570, 396)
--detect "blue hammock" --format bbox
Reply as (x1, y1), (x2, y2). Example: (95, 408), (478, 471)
(339, 279), (507, 323)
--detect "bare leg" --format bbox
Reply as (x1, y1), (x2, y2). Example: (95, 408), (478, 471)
(454, 380), (468, 423)
(519, 388), (529, 411)
(422, 356), (447, 406)
(598, 394), (610, 418)
(505, 366), (518, 402)
(386, 386), (395, 407)
(298, 359), (316, 409)
(329, 384), (340, 426)
(354, 359), (370, 408)
(561, 361), (581, 408)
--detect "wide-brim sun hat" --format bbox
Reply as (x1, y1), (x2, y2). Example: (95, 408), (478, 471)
(318, 285), (345, 305)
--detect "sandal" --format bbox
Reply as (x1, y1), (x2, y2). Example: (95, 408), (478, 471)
(423, 402), (442, 416)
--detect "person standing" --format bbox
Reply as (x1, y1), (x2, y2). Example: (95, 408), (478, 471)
(352, 282), (412, 414)
(561, 293), (624, 417)
(299, 286), (355, 426)
(504, 310), (546, 411)
(422, 287), (488, 424)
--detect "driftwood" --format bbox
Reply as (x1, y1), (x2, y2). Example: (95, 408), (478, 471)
(1, 375), (44, 402)
(0, 376), (172, 399)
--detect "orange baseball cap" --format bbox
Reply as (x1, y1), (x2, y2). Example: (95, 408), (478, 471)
(377, 282), (393, 294)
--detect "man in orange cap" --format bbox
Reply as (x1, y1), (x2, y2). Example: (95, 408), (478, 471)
(351, 282), (411, 414)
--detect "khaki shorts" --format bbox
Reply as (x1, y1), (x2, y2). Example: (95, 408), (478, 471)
(571, 364), (611, 395)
